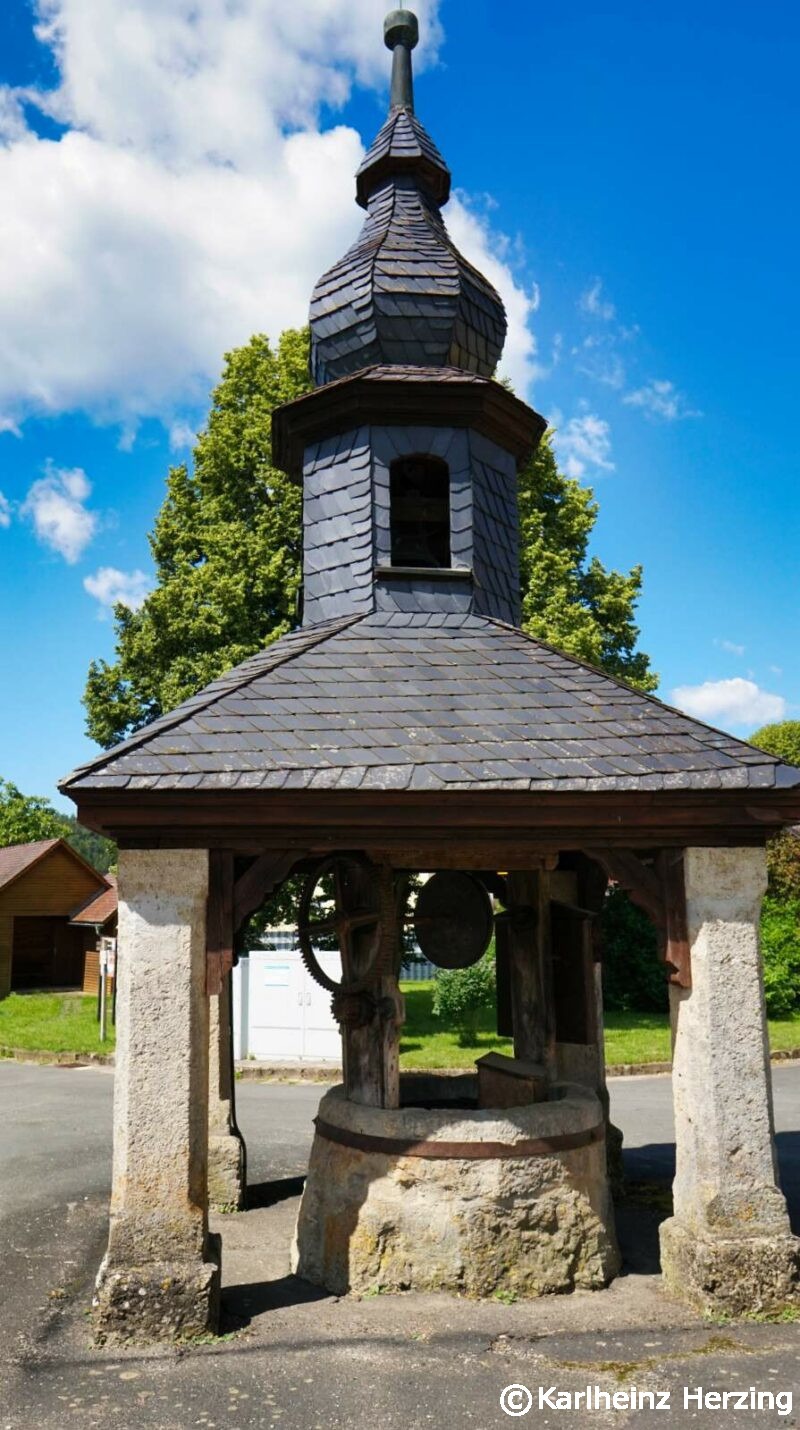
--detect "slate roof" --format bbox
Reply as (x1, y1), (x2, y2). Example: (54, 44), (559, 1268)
(61, 613), (800, 797)
(356, 107), (451, 208)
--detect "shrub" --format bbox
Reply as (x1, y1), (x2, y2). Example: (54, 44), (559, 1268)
(761, 896), (800, 1018)
(432, 950), (496, 1044)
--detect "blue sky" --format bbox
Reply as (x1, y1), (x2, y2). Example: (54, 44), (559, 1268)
(0, 0), (797, 810)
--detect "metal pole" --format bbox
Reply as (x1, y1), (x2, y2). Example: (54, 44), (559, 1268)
(99, 948), (107, 1042)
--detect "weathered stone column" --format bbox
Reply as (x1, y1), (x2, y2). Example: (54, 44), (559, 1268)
(660, 847), (799, 1315)
(94, 849), (221, 1344)
(208, 972), (246, 1211)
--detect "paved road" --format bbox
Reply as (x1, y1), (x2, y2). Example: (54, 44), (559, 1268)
(1, 1064), (799, 1430)
(2, 1063), (799, 1222)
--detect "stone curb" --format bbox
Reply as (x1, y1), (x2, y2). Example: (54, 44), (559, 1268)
(3, 1047), (800, 1077)
(0, 1046), (115, 1067)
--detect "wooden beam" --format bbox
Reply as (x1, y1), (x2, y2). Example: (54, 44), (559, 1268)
(206, 851), (234, 996)
(586, 846), (691, 990)
(505, 870), (556, 1076)
(233, 851), (299, 932)
(586, 848), (665, 927)
(657, 850), (691, 989)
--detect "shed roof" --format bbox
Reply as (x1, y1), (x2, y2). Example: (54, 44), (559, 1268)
(69, 874), (118, 927)
(0, 839), (62, 891)
(61, 613), (800, 797)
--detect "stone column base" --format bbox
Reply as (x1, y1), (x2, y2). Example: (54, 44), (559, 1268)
(660, 1216), (800, 1316)
(93, 1234), (221, 1345)
(209, 1133), (246, 1212)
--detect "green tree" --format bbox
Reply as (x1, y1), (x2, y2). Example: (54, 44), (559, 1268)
(750, 721), (800, 769)
(519, 435), (657, 690)
(84, 331), (656, 748)
(84, 330), (310, 747)
(0, 779), (116, 873)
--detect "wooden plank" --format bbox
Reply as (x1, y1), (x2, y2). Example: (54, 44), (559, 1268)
(341, 863), (403, 1110)
(551, 901), (598, 1046)
(206, 851), (235, 996)
(505, 870), (555, 1076)
(75, 786), (800, 848)
(0, 916), (12, 998)
(658, 849), (691, 989)
(494, 917), (513, 1038)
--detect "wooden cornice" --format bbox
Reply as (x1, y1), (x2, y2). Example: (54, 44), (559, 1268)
(272, 369), (546, 479)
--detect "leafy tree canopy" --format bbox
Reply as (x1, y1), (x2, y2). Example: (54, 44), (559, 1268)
(750, 721), (800, 769)
(85, 328), (656, 748)
(0, 779), (116, 873)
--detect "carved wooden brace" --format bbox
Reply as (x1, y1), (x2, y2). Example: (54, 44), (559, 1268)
(233, 850), (299, 932)
(586, 847), (691, 989)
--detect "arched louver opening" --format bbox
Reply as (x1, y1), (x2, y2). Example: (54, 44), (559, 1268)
(390, 455), (451, 570)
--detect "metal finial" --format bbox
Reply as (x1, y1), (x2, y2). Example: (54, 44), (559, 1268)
(384, 8), (418, 112)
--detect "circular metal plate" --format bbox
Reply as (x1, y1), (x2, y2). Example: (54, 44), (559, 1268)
(413, 872), (493, 970)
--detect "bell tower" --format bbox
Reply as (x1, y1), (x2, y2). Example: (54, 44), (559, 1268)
(273, 7), (546, 629)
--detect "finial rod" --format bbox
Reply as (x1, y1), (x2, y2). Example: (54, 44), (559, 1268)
(385, 8), (419, 112)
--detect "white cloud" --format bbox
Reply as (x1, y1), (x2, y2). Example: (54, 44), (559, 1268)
(0, 0), (553, 439)
(672, 678), (787, 728)
(716, 638), (746, 658)
(770, 665), (784, 677)
(0, 491), (11, 529)
(22, 462), (98, 562)
(624, 378), (700, 421)
(579, 279), (615, 322)
(554, 412), (614, 480)
(83, 565), (152, 614)
(447, 195), (543, 397)
(169, 420), (198, 452)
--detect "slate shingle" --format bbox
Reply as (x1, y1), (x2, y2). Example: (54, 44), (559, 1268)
(61, 612), (800, 797)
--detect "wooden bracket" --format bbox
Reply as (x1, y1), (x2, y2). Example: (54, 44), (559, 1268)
(585, 847), (691, 989)
(233, 850), (299, 932)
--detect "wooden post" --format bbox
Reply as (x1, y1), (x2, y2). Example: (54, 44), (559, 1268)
(0, 916), (13, 999)
(341, 864), (404, 1110)
(506, 869), (555, 1076)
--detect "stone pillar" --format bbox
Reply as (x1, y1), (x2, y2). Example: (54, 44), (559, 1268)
(660, 847), (799, 1315)
(94, 850), (221, 1344)
(0, 916), (12, 999)
(208, 973), (246, 1211)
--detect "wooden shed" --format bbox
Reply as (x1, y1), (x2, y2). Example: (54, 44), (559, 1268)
(0, 840), (113, 996)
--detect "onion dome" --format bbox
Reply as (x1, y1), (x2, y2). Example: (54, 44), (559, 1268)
(309, 8), (508, 388)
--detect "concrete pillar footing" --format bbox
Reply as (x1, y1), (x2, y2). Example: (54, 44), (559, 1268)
(93, 1235), (221, 1345)
(660, 1216), (800, 1317)
(209, 1133), (246, 1212)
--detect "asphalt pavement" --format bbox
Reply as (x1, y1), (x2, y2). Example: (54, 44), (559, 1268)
(1, 1062), (799, 1429)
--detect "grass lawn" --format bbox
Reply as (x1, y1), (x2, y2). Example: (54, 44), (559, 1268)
(0, 992), (115, 1055)
(3, 985), (800, 1069)
(399, 981), (800, 1071)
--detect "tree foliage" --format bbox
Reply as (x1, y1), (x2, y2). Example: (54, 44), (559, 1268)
(519, 435), (657, 691)
(0, 778), (116, 873)
(750, 721), (800, 770)
(600, 888), (668, 1014)
(760, 896), (800, 1018)
(84, 330), (309, 748)
(84, 328), (656, 749)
